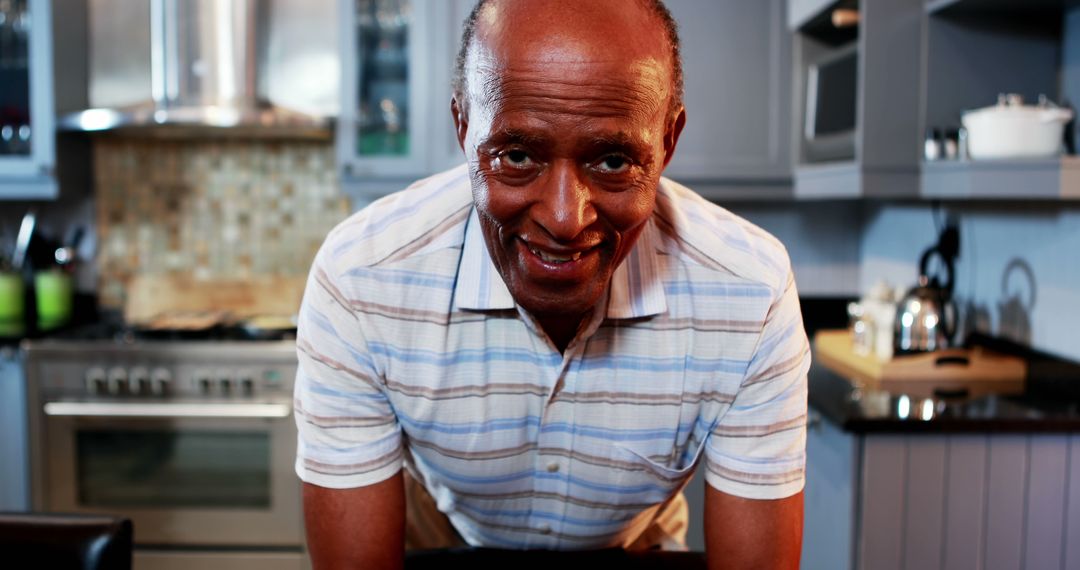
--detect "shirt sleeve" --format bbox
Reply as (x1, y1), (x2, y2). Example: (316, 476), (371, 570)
(293, 247), (404, 488)
(703, 269), (810, 500)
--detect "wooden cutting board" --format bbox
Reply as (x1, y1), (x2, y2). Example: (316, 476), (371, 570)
(124, 274), (307, 326)
(814, 329), (1026, 398)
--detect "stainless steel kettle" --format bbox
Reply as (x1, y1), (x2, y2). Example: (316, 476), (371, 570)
(894, 245), (956, 354)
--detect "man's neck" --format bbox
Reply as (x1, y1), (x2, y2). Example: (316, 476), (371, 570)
(537, 315), (585, 354)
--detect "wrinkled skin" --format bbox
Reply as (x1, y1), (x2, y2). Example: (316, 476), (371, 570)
(453, 0), (686, 349)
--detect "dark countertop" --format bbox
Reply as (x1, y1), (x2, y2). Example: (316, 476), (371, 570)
(810, 354), (1080, 434)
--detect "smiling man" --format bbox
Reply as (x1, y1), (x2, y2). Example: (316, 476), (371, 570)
(295, 1), (809, 569)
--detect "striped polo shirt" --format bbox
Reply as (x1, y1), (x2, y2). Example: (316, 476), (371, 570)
(294, 164), (810, 550)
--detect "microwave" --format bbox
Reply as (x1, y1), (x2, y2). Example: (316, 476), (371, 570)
(803, 42), (858, 163)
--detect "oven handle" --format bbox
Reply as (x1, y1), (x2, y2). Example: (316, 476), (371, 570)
(43, 401), (292, 419)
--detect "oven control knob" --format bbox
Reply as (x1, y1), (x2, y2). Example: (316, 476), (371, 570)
(150, 368), (172, 396)
(85, 367), (107, 395)
(107, 367), (129, 395)
(195, 370), (212, 395)
(240, 376), (255, 396)
(129, 367), (151, 395)
(219, 377), (233, 396)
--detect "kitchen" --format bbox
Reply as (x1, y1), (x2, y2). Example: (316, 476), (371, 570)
(1, 0), (1079, 569)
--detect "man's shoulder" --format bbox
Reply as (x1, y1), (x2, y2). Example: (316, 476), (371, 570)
(319, 165), (473, 273)
(655, 177), (792, 293)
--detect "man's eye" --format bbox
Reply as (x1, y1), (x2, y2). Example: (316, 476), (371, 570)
(503, 149), (532, 167)
(596, 154), (631, 174)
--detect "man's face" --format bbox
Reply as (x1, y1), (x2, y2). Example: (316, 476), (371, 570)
(454, 0), (685, 321)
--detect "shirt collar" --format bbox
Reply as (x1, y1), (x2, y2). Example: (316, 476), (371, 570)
(453, 208), (667, 319)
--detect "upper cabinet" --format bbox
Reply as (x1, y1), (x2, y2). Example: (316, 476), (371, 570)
(920, 0), (1079, 200)
(663, 0), (794, 200)
(0, 0), (55, 200)
(790, 0), (1079, 200)
(337, 0), (472, 201)
(338, 0), (798, 202)
(790, 0), (925, 199)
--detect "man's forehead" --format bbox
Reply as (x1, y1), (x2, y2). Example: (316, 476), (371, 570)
(470, 0), (671, 75)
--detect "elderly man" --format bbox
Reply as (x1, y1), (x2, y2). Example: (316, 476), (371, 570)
(295, 0), (809, 568)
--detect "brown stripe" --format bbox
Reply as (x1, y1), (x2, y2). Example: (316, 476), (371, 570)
(314, 267), (359, 320)
(710, 414), (807, 438)
(704, 457), (804, 486)
(303, 447), (403, 476)
(601, 316), (763, 333)
(558, 390), (735, 406)
(294, 400), (396, 428)
(297, 339), (384, 389)
(378, 204), (471, 264)
(742, 347), (809, 387)
(384, 380), (550, 401)
(347, 300), (457, 326)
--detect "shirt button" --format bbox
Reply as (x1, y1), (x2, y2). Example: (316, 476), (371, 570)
(546, 462), (560, 473)
(538, 524), (552, 535)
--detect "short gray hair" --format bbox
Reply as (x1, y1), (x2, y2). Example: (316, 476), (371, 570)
(451, 0), (684, 120)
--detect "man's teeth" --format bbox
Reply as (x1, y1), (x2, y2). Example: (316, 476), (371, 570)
(529, 246), (582, 263)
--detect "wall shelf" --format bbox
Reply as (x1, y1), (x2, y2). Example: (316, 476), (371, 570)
(920, 157), (1080, 200)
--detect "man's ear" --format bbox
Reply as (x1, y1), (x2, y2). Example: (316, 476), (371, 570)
(661, 107), (686, 170)
(451, 97), (469, 152)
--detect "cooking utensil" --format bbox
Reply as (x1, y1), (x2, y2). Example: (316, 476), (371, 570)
(961, 94), (1074, 160)
(11, 211), (35, 271)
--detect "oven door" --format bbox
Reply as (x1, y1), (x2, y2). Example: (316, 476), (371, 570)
(42, 400), (302, 547)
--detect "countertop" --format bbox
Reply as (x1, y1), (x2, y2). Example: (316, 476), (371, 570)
(810, 344), (1080, 433)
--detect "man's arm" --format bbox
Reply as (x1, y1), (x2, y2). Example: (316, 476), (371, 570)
(704, 486), (803, 570)
(303, 473), (406, 570)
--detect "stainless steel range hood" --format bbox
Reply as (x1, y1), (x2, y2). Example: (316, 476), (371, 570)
(61, 0), (338, 138)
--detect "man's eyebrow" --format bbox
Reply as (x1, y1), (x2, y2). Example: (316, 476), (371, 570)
(485, 128), (548, 146)
(589, 132), (649, 153)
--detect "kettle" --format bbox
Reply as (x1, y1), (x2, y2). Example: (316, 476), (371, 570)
(894, 245), (956, 354)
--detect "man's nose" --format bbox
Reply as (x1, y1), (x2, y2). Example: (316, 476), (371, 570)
(534, 161), (597, 242)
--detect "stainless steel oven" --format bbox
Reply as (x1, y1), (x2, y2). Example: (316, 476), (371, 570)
(25, 340), (307, 570)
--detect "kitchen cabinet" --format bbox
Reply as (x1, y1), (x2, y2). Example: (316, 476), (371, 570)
(790, 0), (924, 199)
(339, 0), (797, 202)
(337, 0), (474, 202)
(0, 347), (28, 511)
(0, 0), (55, 200)
(805, 361), (1080, 570)
(662, 0), (794, 200)
(919, 0), (1078, 200)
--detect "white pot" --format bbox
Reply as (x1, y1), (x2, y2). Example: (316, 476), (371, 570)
(961, 94), (1074, 160)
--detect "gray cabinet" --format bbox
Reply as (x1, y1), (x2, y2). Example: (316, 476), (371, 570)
(0, 348), (28, 511)
(664, 0), (794, 197)
(339, 0), (796, 202)
(802, 410), (1080, 570)
(337, 0), (473, 202)
(0, 0), (55, 200)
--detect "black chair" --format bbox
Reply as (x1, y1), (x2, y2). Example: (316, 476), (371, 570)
(0, 512), (133, 570)
(405, 547), (706, 570)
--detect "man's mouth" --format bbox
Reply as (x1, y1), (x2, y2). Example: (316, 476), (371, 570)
(527, 244), (583, 264)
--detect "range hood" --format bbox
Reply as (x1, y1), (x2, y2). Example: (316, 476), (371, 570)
(61, 0), (338, 138)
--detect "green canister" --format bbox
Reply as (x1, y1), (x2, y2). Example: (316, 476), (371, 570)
(0, 272), (24, 337)
(34, 269), (73, 331)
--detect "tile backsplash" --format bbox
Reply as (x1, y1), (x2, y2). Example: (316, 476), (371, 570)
(94, 138), (350, 308)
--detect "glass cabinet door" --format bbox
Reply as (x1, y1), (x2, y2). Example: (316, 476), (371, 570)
(0, 0), (32, 157)
(0, 0), (55, 199)
(339, 0), (433, 180)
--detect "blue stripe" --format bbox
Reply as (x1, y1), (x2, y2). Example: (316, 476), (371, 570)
(332, 173), (464, 253)
(454, 503), (629, 528)
(369, 343), (560, 368)
(416, 456), (673, 495)
(663, 281), (772, 297)
(300, 427), (399, 455)
(578, 354), (746, 374)
(344, 267), (455, 290)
